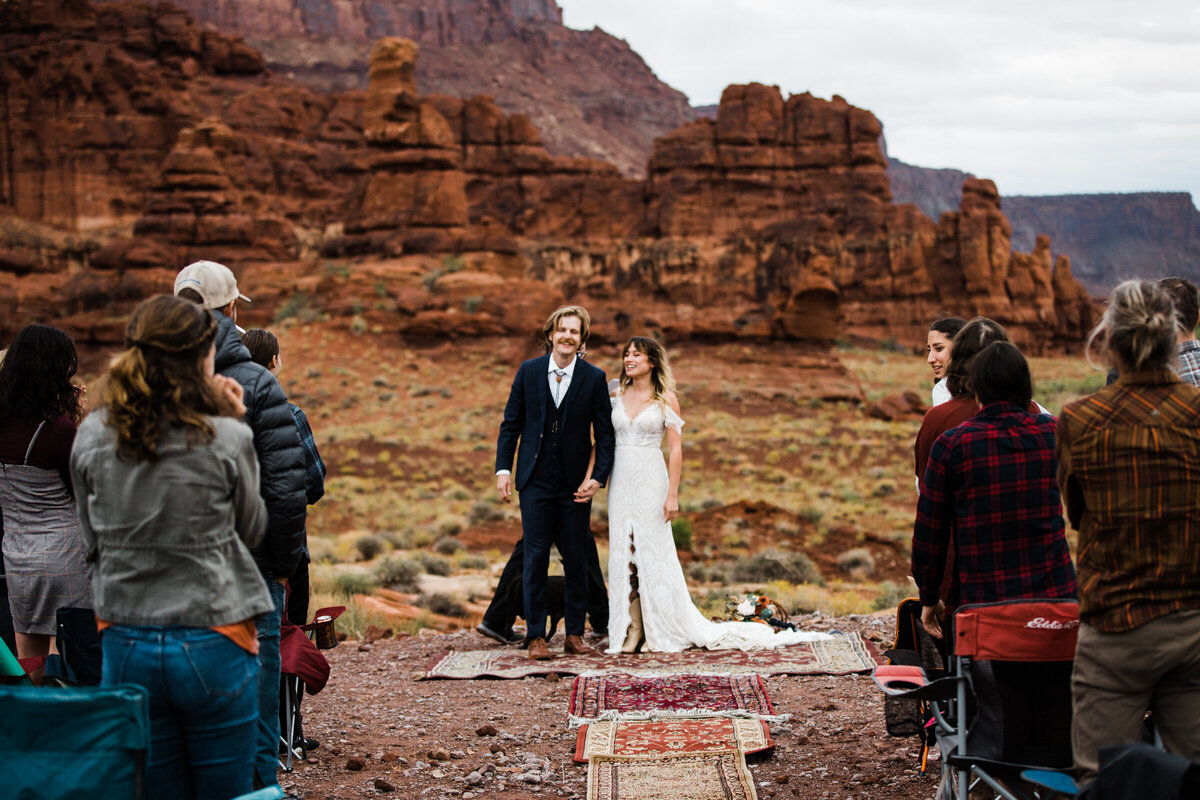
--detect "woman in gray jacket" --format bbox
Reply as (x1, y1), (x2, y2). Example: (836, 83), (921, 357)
(71, 295), (274, 800)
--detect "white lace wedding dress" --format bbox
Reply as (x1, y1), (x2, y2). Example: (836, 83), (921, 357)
(604, 396), (834, 654)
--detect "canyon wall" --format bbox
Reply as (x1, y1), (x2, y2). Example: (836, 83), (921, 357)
(0, 0), (1094, 354)
(888, 156), (1200, 293)
(95, 0), (695, 178)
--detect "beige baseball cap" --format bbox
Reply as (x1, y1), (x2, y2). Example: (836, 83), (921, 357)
(174, 260), (251, 309)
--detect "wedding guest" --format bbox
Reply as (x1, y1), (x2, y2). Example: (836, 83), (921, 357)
(175, 260), (305, 791)
(912, 341), (1076, 642)
(1058, 280), (1200, 784)
(0, 325), (91, 671)
(242, 327), (326, 627)
(71, 295), (273, 798)
(926, 316), (966, 407)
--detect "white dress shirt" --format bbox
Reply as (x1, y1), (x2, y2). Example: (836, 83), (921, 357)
(548, 353), (577, 407)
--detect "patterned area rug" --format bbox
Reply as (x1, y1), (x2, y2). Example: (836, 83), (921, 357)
(422, 631), (879, 679)
(574, 716), (774, 762)
(569, 673), (778, 725)
(587, 751), (757, 800)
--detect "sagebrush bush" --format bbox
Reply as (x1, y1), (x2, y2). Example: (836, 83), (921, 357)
(871, 580), (911, 612)
(420, 592), (466, 617)
(468, 500), (505, 525)
(333, 571), (378, 596)
(456, 554), (488, 570)
(730, 549), (823, 586)
(417, 552), (452, 576)
(434, 536), (463, 555)
(836, 547), (876, 577)
(354, 534), (386, 561)
(379, 529), (413, 550)
(375, 556), (420, 589)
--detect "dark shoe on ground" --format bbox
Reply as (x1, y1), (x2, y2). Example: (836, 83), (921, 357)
(527, 637), (552, 660)
(477, 622), (519, 645)
(564, 635), (598, 656)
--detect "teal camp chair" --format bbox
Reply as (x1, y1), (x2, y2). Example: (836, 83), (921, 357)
(0, 683), (149, 800)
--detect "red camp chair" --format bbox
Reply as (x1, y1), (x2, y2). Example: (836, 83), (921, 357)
(278, 605), (345, 772)
(873, 599), (1080, 800)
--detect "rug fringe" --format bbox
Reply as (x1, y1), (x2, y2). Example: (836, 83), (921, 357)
(568, 709), (790, 728)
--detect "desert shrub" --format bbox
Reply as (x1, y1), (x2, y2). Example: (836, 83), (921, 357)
(468, 499), (505, 524)
(687, 562), (709, 583)
(872, 481), (897, 498)
(871, 580), (911, 612)
(419, 592), (466, 617)
(436, 516), (464, 537)
(456, 554), (488, 570)
(700, 498), (723, 511)
(354, 534), (386, 561)
(730, 549), (823, 586)
(380, 529), (413, 550)
(417, 552), (452, 576)
(671, 518), (693, 551)
(307, 536), (339, 565)
(836, 547), (876, 578)
(333, 571), (378, 596)
(434, 536), (463, 555)
(375, 556), (420, 589)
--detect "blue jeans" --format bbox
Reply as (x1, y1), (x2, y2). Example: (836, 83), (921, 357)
(254, 579), (286, 788)
(102, 625), (259, 800)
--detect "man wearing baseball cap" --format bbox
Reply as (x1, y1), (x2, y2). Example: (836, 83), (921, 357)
(176, 260), (306, 790)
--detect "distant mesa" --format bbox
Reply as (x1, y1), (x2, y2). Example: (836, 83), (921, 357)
(1, 0), (1094, 359)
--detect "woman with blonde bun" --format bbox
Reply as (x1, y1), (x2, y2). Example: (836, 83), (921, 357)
(1058, 280), (1200, 784)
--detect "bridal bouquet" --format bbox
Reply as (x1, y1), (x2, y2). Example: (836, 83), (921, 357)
(724, 593), (789, 626)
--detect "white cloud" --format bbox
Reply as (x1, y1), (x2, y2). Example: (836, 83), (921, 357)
(559, 0), (1200, 201)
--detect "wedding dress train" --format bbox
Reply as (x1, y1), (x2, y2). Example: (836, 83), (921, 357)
(604, 396), (833, 654)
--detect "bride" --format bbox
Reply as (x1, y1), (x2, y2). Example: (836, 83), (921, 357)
(603, 336), (832, 654)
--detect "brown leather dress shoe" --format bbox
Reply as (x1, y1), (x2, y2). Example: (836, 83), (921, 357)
(527, 637), (552, 660)
(564, 635), (598, 656)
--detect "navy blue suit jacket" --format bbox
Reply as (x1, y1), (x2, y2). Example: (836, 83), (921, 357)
(495, 354), (616, 493)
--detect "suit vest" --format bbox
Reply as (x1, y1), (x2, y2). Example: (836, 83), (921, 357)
(529, 382), (567, 489)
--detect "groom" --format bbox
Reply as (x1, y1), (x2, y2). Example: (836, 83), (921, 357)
(495, 305), (615, 660)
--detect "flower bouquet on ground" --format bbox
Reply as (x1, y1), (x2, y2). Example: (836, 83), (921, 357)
(723, 593), (799, 630)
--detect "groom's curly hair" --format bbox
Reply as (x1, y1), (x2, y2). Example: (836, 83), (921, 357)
(618, 336), (676, 402)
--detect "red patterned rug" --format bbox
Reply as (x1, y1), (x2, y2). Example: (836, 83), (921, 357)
(422, 631), (879, 679)
(587, 750), (757, 800)
(569, 673), (778, 725)
(574, 716), (774, 762)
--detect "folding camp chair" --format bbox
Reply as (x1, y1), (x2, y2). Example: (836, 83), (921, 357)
(874, 598), (1080, 800)
(0, 682), (149, 800)
(881, 597), (947, 771)
(278, 605), (344, 772)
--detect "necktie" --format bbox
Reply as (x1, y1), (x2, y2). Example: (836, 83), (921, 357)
(553, 369), (565, 406)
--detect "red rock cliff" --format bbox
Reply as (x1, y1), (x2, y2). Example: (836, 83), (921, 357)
(0, 0), (1095, 353)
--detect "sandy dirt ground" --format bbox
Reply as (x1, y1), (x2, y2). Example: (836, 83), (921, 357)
(283, 614), (941, 799)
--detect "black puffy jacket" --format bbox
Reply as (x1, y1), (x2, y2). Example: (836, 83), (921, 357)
(212, 312), (307, 580)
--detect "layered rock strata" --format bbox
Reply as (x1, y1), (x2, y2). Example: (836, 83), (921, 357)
(0, 0), (1094, 354)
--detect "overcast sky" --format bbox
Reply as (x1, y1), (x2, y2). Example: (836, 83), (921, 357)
(559, 1), (1200, 204)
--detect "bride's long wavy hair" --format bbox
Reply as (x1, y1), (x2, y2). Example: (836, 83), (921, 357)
(617, 336), (676, 404)
(93, 295), (240, 462)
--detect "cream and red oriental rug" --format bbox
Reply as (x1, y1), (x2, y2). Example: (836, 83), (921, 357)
(587, 750), (758, 800)
(568, 672), (780, 725)
(422, 630), (878, 680)
(574, 715), (774, 763)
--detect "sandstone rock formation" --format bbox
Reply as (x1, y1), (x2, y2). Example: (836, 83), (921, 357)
(0, 0), (1095, 358)
(97, 0), (695, 178)
(889, 154), (1200, 294)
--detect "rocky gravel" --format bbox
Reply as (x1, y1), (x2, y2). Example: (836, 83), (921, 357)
(284, 613), (939, 799)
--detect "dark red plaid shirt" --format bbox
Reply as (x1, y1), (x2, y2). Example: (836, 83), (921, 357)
(913, 403), (1077, 609)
